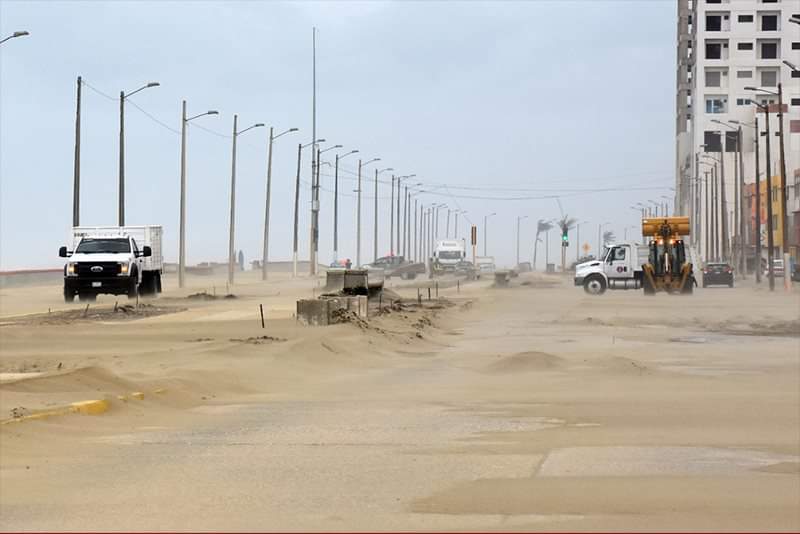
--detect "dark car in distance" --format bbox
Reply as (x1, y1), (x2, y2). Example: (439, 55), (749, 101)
(702, 262), (734, 288)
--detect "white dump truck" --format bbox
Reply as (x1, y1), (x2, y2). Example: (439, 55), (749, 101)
(432, 240), (466, 273)
(59, 226), (164, 302)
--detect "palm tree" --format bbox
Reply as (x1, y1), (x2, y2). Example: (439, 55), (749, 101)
(533, 219), (553, 271)
(603, 230), (616, 245)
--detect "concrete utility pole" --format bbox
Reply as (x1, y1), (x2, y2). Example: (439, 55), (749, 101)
(332, 150), (357, 263)
(227, 114), (239, 287)
(390, 176), (395, 255)
(737, 126), (746, 277)
(397, 177), (402, 252)
(292, 139), (323, 276)
(356, 158), (380, 266)
(73, 76), (81, 228)
(310, 27), (318, 275)
(309, 148), (321, 276)
(414, 199), (418, 263)
(118, 82), (159, 226)
(374, 169), (379, 261)
(776, 83), (790, 290)
(227, 117), (264, 286)
(403, 187), (409, 257)
(179, 102), (218, 288)
(262, 127), (298, 281)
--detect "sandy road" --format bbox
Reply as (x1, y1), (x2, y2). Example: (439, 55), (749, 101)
(0, 272), (798, 531)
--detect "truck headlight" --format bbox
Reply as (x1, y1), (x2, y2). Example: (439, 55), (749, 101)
(119, 263), (129, 275)
(67, 263), (77, 276)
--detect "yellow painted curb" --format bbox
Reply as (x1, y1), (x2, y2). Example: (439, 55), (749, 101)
(71, 399), (110, 415)
(1, 398), (110, 425)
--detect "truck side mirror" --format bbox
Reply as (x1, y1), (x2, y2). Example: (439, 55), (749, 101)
(59, 246), (68, 258)
(142, 246), (152, 257)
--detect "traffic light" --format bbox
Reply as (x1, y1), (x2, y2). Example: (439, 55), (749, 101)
(561, 228), (569, 247)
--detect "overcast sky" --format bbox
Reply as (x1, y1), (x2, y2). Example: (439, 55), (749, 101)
(0, 0), (676, 270)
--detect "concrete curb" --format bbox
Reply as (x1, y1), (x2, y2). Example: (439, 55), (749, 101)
(1, 389), (166, 425)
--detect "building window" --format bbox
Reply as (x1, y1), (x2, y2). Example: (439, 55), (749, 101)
(706, 14), (722, 30)
(738, 14), (754, 22)
(706, 70), (723, 86)
(793, 43), (800, 50)
(737, 70), (753, 78)
(791, 98), (800, 106)
(706, 97), (727, 113)
(706, 41), (725, 59)
(761, 14), (778, 30)
(760, 70), (778, 86)
(760, 41), (778, 59)
(706, 0), (722, 3)
(738, 42), (754, 50)
(792, 71), (800, 79)
(736, 98), (753, 106)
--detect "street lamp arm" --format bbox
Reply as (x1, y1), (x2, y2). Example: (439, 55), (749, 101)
(0, 30), (30, 44)
(274, 127), (299, 140)
(744, 86), (779, 96)
(339, 150), (359, 159)
(186, 110), (219, 122)
(238, 123), (265, 136)
(320, 144), (343, 154)
(302, 138), (325, 149)
(125, 82), (160, 99)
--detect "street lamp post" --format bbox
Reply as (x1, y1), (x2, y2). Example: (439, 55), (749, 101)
(747, 85), (790, 290)
(261, 126), (298, 281)
(228, 116), (265, 286)
(309, 144), (342, 275)
(732, 118), (761, 282)
(484, 213), (496, 257)
(374, 167), (394, 261)
(356, 158), (380, 266)
(0, 31), (29, 45)
(118, 81), (159, 226)
(292, 138), (325, 277)
(333, 150), (358, 263)
(748, 99), (775, 290)
(516, 215), (528, 266)
(178, 102), (219, 289)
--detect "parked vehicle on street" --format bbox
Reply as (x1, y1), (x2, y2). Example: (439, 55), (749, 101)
(764, 258), (784, 278)
(364, 255), (425, 279)
(702, 262), (734, 288)
(59, 226), (163, 302)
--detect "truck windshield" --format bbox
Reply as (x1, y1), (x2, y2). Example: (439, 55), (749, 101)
(438, 251), (462, 260)
(75, 238), (130, 254)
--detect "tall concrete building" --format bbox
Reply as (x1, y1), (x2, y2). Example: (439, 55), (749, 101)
(675, 0), (800, 267)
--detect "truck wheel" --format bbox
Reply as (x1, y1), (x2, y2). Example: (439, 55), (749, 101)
(63, 287), (74, 303)
(583, 275), (606, 295)
(78, 293), (96, 302)
(155, 273), (162, 293)
(127, 273), (138, 299)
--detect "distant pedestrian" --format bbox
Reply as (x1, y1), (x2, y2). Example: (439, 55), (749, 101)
(238, 250), (245, 271)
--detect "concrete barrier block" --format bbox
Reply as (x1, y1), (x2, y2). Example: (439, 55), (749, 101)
(297, 299), (330, 326)
(325, 269), (346, 292)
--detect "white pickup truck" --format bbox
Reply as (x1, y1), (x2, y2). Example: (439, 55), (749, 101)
(59, 226), (163, 302)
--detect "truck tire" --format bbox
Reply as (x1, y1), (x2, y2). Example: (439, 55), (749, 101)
(78, 293), (96, 302)
(155, 273), (162, 293)
(63, 286), (74, 303)
(583, 275), (606, 295)
(127, 270), (138, 299)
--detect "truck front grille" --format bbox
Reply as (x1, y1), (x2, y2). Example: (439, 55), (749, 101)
(76, 262), (121, 277)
